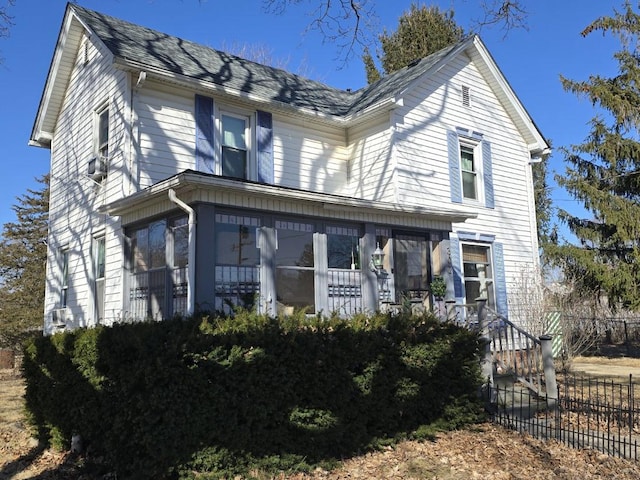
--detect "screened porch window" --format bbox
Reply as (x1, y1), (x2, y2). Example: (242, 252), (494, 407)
(275, 220), (315, 314)
(128, 217), (189, 321)
(214, 213), (260, 313)
(327, 225), (362, 315)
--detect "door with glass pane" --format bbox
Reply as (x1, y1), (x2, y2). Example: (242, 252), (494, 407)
(393, 234), (430, 303)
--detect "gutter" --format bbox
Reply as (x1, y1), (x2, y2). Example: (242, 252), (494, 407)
(103, 171), (478, 224)
(168, 189), (196, 316)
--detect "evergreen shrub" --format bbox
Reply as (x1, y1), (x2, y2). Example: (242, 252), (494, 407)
(22, 310), (484, 479)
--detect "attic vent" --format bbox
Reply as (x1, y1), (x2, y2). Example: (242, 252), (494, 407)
(83, 39), (89, 66)
(461, 85), (470, 107)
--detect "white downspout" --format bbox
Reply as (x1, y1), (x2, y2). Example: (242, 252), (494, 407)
(168, 189), (196, 316)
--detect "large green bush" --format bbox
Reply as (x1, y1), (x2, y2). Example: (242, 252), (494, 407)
(22, 310), (484, 479)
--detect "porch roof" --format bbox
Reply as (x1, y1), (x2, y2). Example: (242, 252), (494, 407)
(101, 170), (477, 227)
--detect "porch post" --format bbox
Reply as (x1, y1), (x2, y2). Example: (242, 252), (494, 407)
(258, 227), (277, 316)
(540, 334), (558, 407)
(477, 298), (493, 387)
(362, 224), (379, 313)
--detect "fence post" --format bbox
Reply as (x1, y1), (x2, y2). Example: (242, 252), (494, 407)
(540, 334), (558, 407)
(477, 298), (493, 388)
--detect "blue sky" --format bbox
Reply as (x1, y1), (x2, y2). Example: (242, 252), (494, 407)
(0, 0), (623, 241)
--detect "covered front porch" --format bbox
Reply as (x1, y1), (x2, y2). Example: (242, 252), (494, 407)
(103, 170), (477, 320)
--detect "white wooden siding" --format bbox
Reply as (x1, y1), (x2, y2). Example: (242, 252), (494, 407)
(347, 117), (395, 202)
(43, 27), (540, 332)
(135, 84), (196, 188)
(45, 32), (129, 333)
(392, 52), (539, 317)
(274, 115), (348, 195)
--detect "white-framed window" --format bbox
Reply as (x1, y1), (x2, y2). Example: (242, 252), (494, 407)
(96, 104), (109, 159)
(220, 111), (251, 179)
(93, 236), (105, 322)
(60, 248), (69, 307)
(458, 136), (485, 201)
(461, 243), (494, 307)
(460, 142), (479, 200)
(90, 103), (110, 181)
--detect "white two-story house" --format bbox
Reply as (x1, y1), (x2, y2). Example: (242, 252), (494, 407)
(30, 4), (548, 334)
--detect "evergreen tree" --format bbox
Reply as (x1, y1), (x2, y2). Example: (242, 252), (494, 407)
(0, 175), (49, 346)
(553, 3), (640, 309)
(363, 3), (465, 84)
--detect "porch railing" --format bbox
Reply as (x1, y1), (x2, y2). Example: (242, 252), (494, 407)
(327, 269), (362, 317)
(447, 299), (557, 399)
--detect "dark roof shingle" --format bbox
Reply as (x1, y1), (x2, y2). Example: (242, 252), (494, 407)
(72, 4), (469, 118)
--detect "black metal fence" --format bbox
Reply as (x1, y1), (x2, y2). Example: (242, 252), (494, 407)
(563, 316), (640, 355)
(488, 374), (640, 460)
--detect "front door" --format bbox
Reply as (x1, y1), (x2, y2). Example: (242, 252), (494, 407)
(393, 234), (430, 304)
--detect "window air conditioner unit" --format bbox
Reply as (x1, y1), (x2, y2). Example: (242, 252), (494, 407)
(52, 307), (68, 324)
(88, 156), (107, 180)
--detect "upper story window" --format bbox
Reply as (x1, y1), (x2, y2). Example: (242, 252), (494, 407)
(97, 106), (109, 159)
(221, 113), (250, 179)
(195, 95), (274, 183)
(460, 144), (478, 200)
(448, 129), (494, 208)
(89, 104), (109, 182)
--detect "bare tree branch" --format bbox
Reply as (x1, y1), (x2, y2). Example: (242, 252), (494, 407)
(471, 0), (529, 34)
(262, 0), (378, 65)
(0, 0), (16, 39)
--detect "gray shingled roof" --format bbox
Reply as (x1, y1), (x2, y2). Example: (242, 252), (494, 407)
(72, 4), (470, 118)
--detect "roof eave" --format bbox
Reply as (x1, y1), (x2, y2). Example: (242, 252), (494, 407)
(469, 36), (549, 153)
(114, 57), (401, 127)
(30, 6), (86, 149)
(102, 171), (477, 224)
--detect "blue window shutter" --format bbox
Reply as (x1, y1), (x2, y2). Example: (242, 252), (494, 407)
(195, 95), (214, 174)
(448, 130), (462, 203)
(256, 110), (273, 183)
(493, 242), (508, 317)
(482, 140), (494, 208)
(449, 236), (464, 303)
